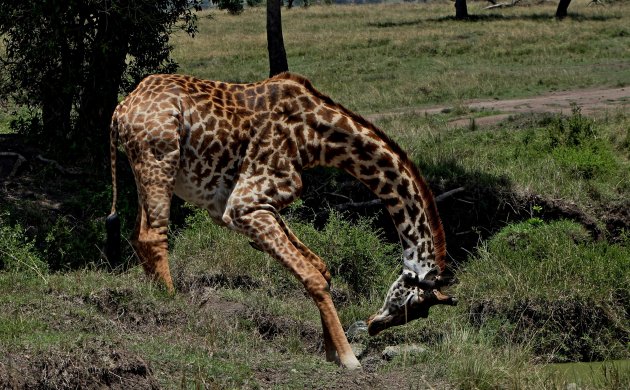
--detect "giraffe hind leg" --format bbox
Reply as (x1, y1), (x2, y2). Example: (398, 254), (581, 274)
(129, 141), (180, 292)
(131, 202), (174, 292)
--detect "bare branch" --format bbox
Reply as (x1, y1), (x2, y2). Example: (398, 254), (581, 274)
(35, 155), (82, 175)
(334, 199), (382, 211)
(434, 187), (465, 202)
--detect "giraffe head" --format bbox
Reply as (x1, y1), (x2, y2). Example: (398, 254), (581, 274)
(366, 269), (457, 336)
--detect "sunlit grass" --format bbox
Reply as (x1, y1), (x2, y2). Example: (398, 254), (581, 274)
(373, 108), (630, 215)
(172, 1), (630, 113)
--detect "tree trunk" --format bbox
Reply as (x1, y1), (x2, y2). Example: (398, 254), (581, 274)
(556, 0), (571, 19)
(455, 0), (469, 19)
(77, 14), (129, 164)
(267, 0), (289, 77)
(41, 82), (73, 145)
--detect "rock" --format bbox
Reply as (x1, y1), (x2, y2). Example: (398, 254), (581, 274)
(346, 320), (368, 341)
(382, 344), (427, 361)
(350, 343), (366, 359)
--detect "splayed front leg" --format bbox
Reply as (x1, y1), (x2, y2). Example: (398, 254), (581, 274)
(225, 207), (360, 369)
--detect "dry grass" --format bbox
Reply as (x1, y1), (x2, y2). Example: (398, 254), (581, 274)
(172, 1), (629, 113)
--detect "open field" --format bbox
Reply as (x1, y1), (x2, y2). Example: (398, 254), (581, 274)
(1, 1), (629, 388)
(172, 0), (630, 112)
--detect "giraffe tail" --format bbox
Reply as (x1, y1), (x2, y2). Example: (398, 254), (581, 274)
(105, 110), (121, 268)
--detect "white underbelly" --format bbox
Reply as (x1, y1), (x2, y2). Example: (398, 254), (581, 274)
(173, 170), (234, 222)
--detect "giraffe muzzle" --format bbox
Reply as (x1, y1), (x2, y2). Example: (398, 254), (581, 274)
(366, 283), (458, 336)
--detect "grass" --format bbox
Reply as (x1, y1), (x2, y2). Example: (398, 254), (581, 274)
(374, 108), (630, 219)
(172, 1), (630, 114)
(458, 219), (629, 362)
(1, 1), (629, 388)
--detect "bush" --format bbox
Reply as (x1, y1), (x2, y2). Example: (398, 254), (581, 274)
(545, 105), (618, 179)
(548, 105), (596, 149)
(170, 207), (400, 299)
(0, 220), (48, 277)
(291, 211), (399, 299)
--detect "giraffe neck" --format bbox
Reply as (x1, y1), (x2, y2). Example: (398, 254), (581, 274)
(303, 103), (446, 279)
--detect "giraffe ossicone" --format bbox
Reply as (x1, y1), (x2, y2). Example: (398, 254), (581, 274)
(105, 72), (456, 369)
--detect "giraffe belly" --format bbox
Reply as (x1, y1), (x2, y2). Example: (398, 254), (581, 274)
(173, 170), (234, 222)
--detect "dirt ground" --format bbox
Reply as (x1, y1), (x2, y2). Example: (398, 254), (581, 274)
(366, 86), (630, 128)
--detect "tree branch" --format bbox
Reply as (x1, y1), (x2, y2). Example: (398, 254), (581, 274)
(434, 187), (465, 202)
(329, 186), (466, 212)
(35, 155), (82, 175)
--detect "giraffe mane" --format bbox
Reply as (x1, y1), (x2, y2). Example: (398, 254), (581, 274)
(272, 72), (447, 272)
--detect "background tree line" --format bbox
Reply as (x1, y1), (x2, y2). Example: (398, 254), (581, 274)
(0, 0), (202, 164)
(0, 0), (577, 166)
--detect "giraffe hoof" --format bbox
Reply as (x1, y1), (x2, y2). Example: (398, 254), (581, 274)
(341, 358), (362, 370)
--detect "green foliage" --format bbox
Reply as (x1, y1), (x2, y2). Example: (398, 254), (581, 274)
(0, 0), (201, 161)
(0, 218), (48, 277)
(42, 215), (104, 271)
(291, 211), (399, 298)
(546, 105), (618, 179)
(170, 205), (281, 290)
(171, 206), (400, 299)
(548, 105), (596, 148)
(551, 142), (618, 180)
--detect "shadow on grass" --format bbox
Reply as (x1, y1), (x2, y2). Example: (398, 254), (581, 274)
(296, 163), (516, 266)
(296, 155), (611, 269)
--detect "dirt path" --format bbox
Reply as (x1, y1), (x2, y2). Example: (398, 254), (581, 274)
(366, 86), (630, 127)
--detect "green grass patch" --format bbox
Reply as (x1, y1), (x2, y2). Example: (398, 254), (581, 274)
(0, 216), (48, 277)
(376, 109), (630, 218)
(458, 220), (629, 362)
(545, 360), (630, 390)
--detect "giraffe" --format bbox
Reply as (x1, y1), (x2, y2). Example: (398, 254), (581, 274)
(106, 72), (457, 369)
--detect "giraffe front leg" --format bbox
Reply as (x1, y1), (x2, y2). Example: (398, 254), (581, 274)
(276, 218), (337, 362)
(225, 208), (360, 369)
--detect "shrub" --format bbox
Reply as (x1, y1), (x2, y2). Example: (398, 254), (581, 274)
(544, 105), (618, 180)
(0, 220), (48, 277)
(291, 211), (399, 299)
(171, 207), (400, 299)
(548, 105), (596, 149)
